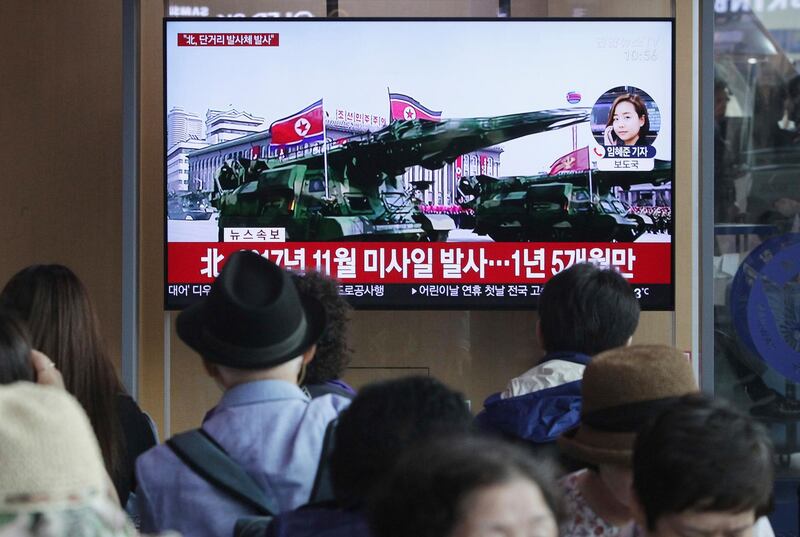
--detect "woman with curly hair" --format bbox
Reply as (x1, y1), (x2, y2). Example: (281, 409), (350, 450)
(291, 271), (355, 399)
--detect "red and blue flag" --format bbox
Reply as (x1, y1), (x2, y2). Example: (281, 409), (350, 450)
(269, 99), (324, 156)
(389, 93), (442, 122)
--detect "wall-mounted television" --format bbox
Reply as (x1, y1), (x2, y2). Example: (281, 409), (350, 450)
(165, 18), (674, 310)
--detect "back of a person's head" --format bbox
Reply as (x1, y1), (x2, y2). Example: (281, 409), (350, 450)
(0, 264), (117, 391)
(0, 309), (34, 385)
(368, 434), (563, 537)
(0, 265), (124, 480)
(538, 263), (639, 356)
(330, 376), (472, 508)
(291, 271), (352, 385)
(633, 394), (774, 531)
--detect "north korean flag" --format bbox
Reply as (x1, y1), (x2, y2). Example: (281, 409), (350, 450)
(389, 93), (442, 122)
(269, 99), (324, 156)
(454, 155), (464, 177)
(548, 146), (590, 176)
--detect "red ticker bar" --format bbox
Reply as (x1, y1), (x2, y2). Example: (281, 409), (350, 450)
(177, 33), (279, 47)
(168, 242), (671, 285)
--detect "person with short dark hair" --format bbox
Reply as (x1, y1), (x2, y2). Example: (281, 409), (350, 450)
(0, 309), (34, 384)
(0, 308), (64, 389)
(136, 251), (350, 537)
(476, 263), (640, 458)
(368, 434), (563, 537)
(291, 271), (355, 399)
(263, 375), (473, 537)
(631, 394), (774, 537)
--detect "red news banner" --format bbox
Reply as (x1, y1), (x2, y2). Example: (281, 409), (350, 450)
(177, 33), (279, 47)
(168, 243), (671, 285)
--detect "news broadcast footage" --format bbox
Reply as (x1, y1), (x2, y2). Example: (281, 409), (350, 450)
(165, 19), (674, 309)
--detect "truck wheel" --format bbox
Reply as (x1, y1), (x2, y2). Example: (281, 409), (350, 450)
(616, 226), (637, 242)
(488, 230), (520, 242)
(427, 231), (449, 242)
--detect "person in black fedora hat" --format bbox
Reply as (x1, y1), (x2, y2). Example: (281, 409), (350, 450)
(136, 251), (352, 537)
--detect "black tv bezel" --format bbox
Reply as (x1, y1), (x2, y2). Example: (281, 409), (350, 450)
(162, 17), (676, 312)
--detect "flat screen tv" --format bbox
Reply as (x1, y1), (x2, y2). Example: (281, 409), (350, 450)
(165, 18), (674, 310)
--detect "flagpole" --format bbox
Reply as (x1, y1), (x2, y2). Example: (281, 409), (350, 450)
(323, 101), (330, 199)
(572, 125), (577, 151)
(387, 86), (391, 122)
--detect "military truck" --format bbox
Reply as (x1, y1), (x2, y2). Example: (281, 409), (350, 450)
(462, 160), (672, 242)
(167, 191), (213, 221)
(210, 107), (590, 242)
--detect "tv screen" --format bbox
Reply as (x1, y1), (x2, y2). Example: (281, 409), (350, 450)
(165, 18), (674, 310)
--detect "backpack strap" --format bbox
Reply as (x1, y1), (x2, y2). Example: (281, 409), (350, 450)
(167, 429), (278, 517)
(304, 383), (355, 400)
(308, 418), (338, 505)
(230, 419), (339, 537)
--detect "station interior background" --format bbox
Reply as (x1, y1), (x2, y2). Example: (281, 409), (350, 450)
(2, 0), (800, 535)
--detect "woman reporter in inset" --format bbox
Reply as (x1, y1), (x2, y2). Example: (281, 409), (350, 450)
(603, 93), (651, 146)
(0, 265), (157, 509)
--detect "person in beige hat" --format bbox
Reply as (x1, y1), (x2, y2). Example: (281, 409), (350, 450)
(556, 345), (698, 537)
(0, 382), (137, 536)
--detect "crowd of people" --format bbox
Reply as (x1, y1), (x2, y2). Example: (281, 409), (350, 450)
(0, 255), (777, 537)
(628, 206), (671, 234)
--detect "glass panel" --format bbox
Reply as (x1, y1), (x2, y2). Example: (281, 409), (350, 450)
(510, 0), (671, 18)
(338, 0), (498, 17)
(713, 4), (800, 479)
(166, 0), (326, 17)
(163, 0), (673, 18)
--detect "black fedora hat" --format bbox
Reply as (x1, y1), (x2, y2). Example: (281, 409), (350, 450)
(176, 250), (326, 369)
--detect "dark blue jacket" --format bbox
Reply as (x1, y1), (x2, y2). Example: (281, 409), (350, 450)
(475, 352), (590, 443)
(264, 506), (370, 537)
